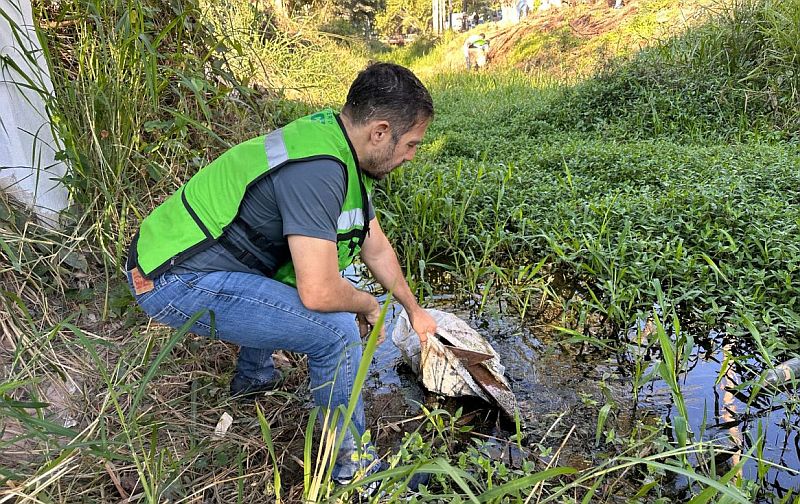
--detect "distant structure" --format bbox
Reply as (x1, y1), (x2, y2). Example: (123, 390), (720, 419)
(1, 0), (68, 227)
(539, 0), (563, 11)
(433, 0), (445, 34)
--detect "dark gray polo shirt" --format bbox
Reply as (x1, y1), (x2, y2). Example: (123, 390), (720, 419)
(171, 158), (374, 275)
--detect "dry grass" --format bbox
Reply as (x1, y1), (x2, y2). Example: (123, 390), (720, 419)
(0, 198), (315, 500)
(0, 293), (319, 502)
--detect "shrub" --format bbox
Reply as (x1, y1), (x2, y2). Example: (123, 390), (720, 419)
(538, 0), (800, 141)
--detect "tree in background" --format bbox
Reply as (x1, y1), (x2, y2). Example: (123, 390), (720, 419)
(264, 0), (384, 36)
(324, 0), (385, 37)
(376, 0), (431, 36)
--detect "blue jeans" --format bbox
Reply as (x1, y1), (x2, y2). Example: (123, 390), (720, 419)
(126, 269), (376, 482)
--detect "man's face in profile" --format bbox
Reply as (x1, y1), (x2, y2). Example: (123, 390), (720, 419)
(362, 120), (429, 179)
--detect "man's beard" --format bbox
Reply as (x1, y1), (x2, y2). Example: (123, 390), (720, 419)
(362, 141), (398, 180)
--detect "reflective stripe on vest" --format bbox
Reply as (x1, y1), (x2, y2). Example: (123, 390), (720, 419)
(264, 129), (289, 169)
(337, 207), (364, 231)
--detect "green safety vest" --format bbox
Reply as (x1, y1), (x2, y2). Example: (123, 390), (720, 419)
(468, 36), (488, 48)
(134, 109), (373, 287)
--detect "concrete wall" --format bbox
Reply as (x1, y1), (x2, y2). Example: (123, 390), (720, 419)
(0, 0), (68, 227)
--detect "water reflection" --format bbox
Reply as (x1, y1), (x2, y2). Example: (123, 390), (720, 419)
(640, 332), (800, 498)
(345, 266), (799, 497)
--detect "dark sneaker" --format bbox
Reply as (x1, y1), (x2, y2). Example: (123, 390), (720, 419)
(229, 371), (284, 401)
(407, 470), (431, 491)
(353, 478), (382, 503)
(344, 462), (431, 502)
(335, 460), (385, 502)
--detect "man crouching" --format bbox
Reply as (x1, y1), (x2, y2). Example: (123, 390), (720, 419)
(126, 62), (438, 486)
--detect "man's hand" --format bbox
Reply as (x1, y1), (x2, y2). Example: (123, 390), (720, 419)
(357, 301), (386, 345)
(408, 307), (437, 347)
(360, 218), (437, 348)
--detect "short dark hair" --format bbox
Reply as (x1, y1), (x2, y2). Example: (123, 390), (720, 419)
(342, 62), (433, 139)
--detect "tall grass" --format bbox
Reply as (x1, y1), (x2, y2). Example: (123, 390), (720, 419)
(35, 0), (370, 273)
(540, 0), (800, 141)
(36, 0), (281, 273)
(199, 0), (371, 104)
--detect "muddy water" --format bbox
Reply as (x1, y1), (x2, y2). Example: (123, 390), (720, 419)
(362, 294), (799, 499)
(364, 299), (633, 472)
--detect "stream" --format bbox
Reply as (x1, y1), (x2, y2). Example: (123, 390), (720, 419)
(362, 298), (800, 500)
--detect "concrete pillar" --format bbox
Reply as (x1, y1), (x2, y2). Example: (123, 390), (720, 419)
(0, 0), (68, 227)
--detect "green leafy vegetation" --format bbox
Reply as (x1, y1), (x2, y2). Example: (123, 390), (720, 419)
(539, 0), (800, 140)
(2, 0), (800, 501)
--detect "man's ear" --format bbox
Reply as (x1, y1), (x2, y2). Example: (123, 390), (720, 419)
(369, 121), (391, 145)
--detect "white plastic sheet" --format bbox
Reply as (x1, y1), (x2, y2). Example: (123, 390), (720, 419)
(393, 308), (517, 416)
(1, 0), (68, 226)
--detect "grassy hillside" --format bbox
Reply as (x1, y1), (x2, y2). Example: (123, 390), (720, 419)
(396, 0), (798, 140)
(546, 0), (800, 140)
(393, 0), (716, 78)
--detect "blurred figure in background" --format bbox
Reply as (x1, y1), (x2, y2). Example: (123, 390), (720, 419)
(463, 32), (490, 71)
(517, 0), (530, 20)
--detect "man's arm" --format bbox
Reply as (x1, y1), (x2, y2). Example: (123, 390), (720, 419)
(360, 217), (437, 344)
(273, 159), (384, 332)
(288, 234), (379, 316)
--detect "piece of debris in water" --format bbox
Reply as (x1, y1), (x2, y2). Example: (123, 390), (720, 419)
(392, 308), (519, 419)
(762, 357), (800, 387)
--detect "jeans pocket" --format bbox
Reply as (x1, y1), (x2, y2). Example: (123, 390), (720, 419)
(126, 269), (157, 304)
(173, 272), (201, 289)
